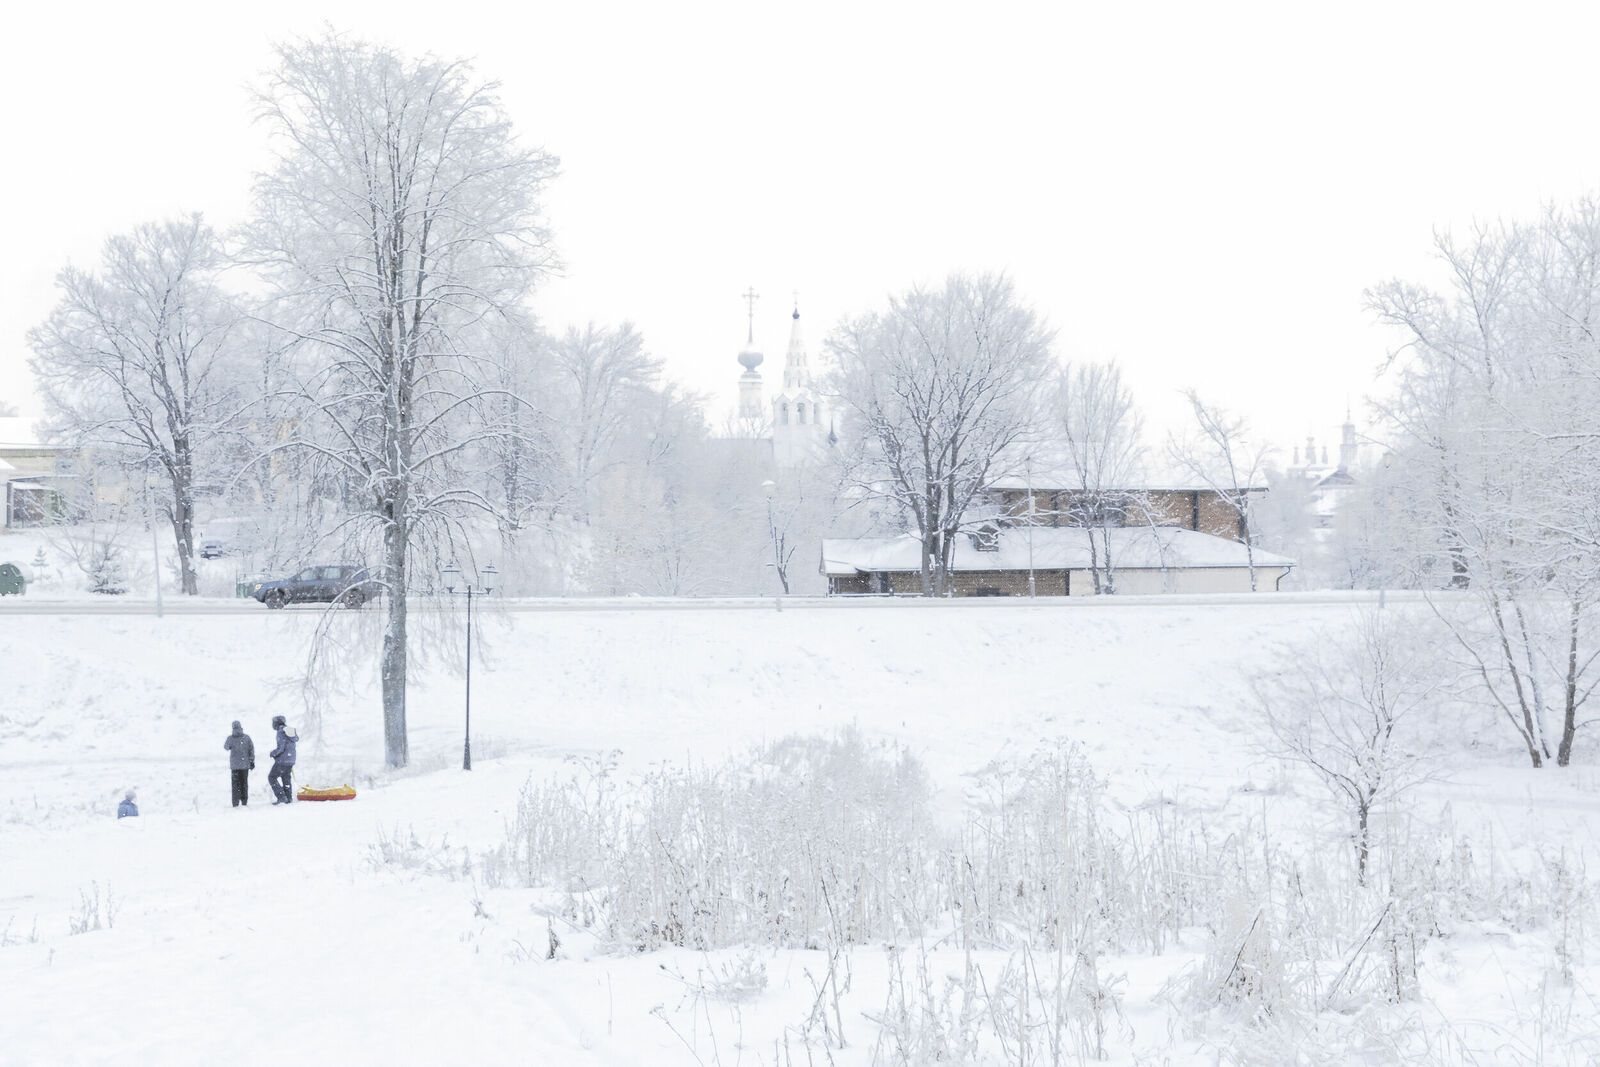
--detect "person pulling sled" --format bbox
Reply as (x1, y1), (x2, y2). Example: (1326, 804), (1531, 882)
(268, 715), (298, 805)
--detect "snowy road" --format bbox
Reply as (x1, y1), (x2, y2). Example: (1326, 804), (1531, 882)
(0, 588), (1445, 615)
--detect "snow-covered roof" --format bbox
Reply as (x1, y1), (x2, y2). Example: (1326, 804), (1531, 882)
(985, 474), (1269, 493)
(821, 526), (1295, 576)
(983, 443), (1270, 493)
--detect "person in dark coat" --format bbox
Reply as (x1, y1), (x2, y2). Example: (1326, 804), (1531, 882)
(224, 721), (255, 807)
(117, 790), (138, 818)
(268, 715), (298, 805)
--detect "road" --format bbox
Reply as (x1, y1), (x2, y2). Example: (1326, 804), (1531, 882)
(0, 589), (1447, 615)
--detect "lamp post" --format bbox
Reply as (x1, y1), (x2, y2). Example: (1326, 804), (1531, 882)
(1025, 457), (1036, 598)
(442, 560), (497, 770)
(762, 479), (782, 611)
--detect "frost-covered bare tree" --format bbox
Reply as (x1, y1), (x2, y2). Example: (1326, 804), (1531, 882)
(29, 215), (245, 595)
(1167, 391), (1270, 590)
(548, 322), (659, 522)
(246, 34), (558, 767)
(1254, 611), (1440, 884)
(582, 386), (736, 595)
(1050, 361), (1145, 594)
(1368, 198), (1600, 767)
(827, 272), (1053, 595)
(476, 314), (553, 535)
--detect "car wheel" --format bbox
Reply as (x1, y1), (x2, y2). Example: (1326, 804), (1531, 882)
(339, 590), (365, 610)
(265, 590), (288, 610)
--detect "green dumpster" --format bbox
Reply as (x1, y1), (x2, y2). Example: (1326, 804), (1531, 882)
(0, 562), (31, 596)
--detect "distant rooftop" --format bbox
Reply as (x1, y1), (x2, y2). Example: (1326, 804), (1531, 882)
(822, 527), (1294, 576)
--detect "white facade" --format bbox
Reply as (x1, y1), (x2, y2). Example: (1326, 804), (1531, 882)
(770, 307), (829, 468)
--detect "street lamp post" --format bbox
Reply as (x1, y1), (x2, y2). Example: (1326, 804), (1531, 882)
(762, 479), (782, 611)
(1026, 457), (1036, 598)
(442, 561), (497, 770)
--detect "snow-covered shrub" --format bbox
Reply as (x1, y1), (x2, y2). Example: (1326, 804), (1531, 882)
(484, 734), (1600, 1062)
(67, 882), (117, 935)
(53, 522), (131, 595)
(866, 944), (983, 1065)
(955, 745), (1204, 957)
(368, 824), (471, 879)
(504, 729), (937, 951)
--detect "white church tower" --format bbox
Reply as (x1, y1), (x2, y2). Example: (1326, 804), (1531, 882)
(771, 302), (828, 468)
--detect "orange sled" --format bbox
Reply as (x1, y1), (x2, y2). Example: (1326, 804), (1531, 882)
(296, 784), (358, 802)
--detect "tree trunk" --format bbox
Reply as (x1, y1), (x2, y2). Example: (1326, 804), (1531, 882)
(1558, 598), (1581, 767)
(381, 512), (409, 768)
(169, 437), (199, 596)
(1356, 801), (1370, 886)
(1086, 524), (1103, 595)
(500, 390), (522, 531)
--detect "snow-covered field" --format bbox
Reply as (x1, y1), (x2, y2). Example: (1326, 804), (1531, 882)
(3, 595), (1598, 1065)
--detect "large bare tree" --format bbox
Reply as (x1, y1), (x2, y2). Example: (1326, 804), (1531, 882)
(29, 215), (244, 595)
(247, 34), (558, 767)
(1368, 201), (1600, 767)
(827, 272), (1053, 595)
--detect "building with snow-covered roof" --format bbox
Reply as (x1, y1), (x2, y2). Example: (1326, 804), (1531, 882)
(820, 443), (1291, 595)
(821, 526), (1294, 596)
(0, 416), (75, 528)
(980, 476), (1265, 544)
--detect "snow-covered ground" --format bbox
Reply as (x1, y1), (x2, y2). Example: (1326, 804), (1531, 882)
(2, 596), (1597, 1064)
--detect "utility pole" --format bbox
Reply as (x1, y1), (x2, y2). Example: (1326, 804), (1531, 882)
(1026, 457), (1036, 598)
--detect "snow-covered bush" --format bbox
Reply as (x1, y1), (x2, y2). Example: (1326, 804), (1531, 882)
(501, 729), (937, 951)
(479, 733), (1600, 1062)
(52, 520), (132, 595)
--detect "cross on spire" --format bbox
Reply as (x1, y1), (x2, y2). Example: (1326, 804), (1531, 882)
(742, 287), (760, 344)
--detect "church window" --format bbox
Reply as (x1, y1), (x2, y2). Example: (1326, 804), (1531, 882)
(780, 404), (789, 425)
(797, 402), (807, 424)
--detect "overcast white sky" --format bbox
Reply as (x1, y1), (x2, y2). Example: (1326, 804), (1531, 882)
(6, 0), (1600, 453)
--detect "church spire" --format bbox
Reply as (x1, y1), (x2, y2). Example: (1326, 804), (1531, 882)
(736, 286), (765, 423)
(783, 299), (810, 391)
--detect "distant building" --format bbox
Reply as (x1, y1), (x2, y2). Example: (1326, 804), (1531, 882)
(0, 417), (74, 528)
(821, 464), (1290, 596)
(1282, 414), (1369, 534)
(727, 290), (832, 469)
(822, 526), (1293, 596)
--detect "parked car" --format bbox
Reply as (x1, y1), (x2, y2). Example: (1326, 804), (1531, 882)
(199, 539), (227, 559)
(249, 565), (378, 609)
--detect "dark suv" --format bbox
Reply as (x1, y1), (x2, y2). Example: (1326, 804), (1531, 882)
(250, 565), (378, 609)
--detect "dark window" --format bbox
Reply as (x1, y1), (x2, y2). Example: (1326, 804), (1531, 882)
(970, 525), (1000, 552)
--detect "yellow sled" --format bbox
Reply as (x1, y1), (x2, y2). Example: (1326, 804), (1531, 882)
(296, 784), (358, 802)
